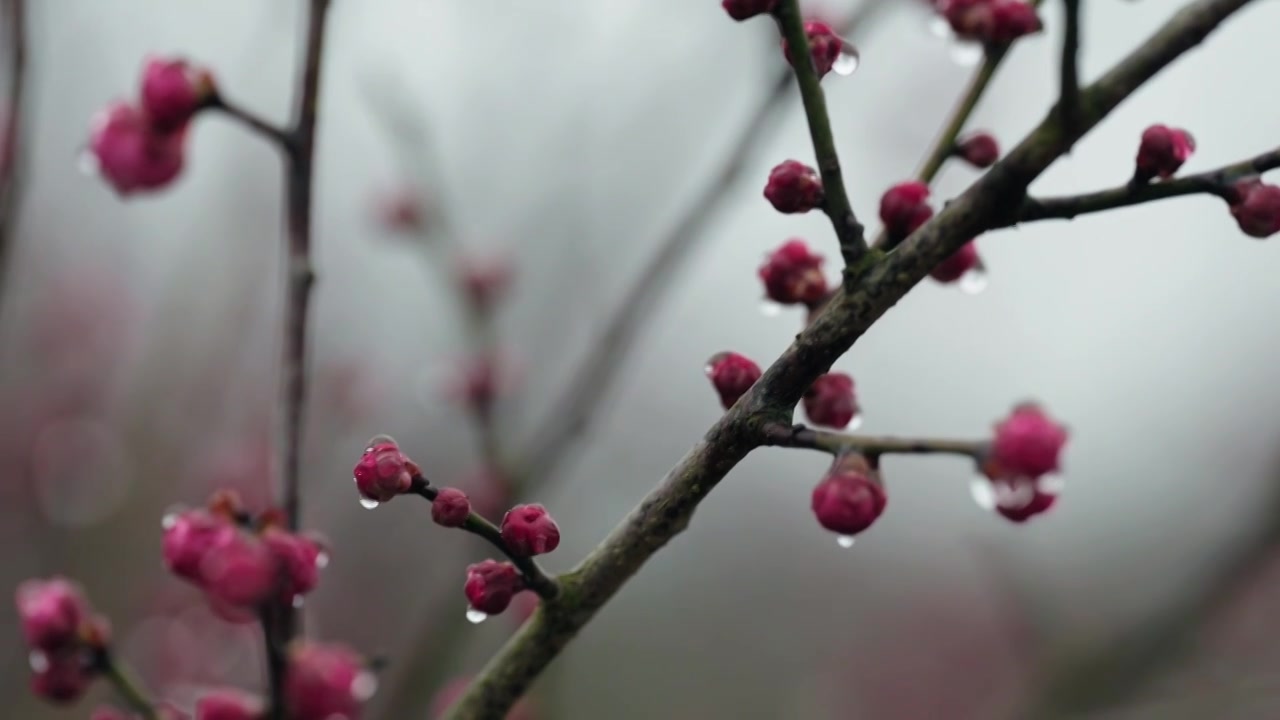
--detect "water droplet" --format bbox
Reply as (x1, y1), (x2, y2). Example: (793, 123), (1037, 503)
(928, 16), (955, 40)
(28, 651), (48, 673)
(359, 497), (380, 510)
(969, 477), (997, 511)
(351, 670), (379, 701)
(161, 512), (178, 530)
(836, 535), (856, 549)
(77, 150), (99, 177)
(291, 595), (305, 609)
(364, 434), (397, 452)
(833, 44), (860, 76)
(465, 607), (488, 624)
(759, 301), (783, 318)
(950, 42), (984, 67)
(1038, 474), (1066, 494)
(959, 267), (988, 295)
(846, 414), (864, 432)
(315, 551), (330, 569)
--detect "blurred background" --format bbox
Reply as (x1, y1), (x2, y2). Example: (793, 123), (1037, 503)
(3, 0), (1280, 718)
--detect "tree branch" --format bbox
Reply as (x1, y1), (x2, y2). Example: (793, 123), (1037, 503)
(97, 647), (159, 720)
(444, 2), (1259, 716)
(774, 0), (866, 268)
(0, 0), (27, 284)
(408, 476), (559, 599)
(1060, 0), (1083, 135)
(208, 94), (291, 149)
(762, 423), (985, 460)
(1003, 146), (1280, 226)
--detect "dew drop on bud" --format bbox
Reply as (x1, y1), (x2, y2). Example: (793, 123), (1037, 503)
(969, 477), (997, 511)
(291, 595), (305, 609)
(28, 650), (48, 673)
(315, 552), (330, 569)
(836, 535), (856, 549)
(950, 43), (984, 67)
(846, 414), (864, 432)
(959, 267), (988, 295)
(1038, 474), (1065, 494)
(833, 44), (860, 76)
(359, 497), (380, 510)
(351, 671), (379, 701)
(759, 301), (783, 318)
(161, 512), (178, 530)
(928, 16), (955, 40)
(465, 607), (488, 624)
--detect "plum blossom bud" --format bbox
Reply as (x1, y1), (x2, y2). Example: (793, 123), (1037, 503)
(879, 182), (933, 242)
(956, 132), (1000, 168)
(803, 373), (859, 429)
(457, 255), (514, 312)
(722, 0), (778, 22)
(284, 642), (372, 720)
(163, 508), (229, 583)
(501, 504), (561, 556)
(89, 102), (186, 195)
(31, 653), (94, 704)
(764, 160), (824, 214)
(930, 242), (980, 283)
(430, 676), (536, 720)
(990, 404), (1068, 478)
(941, 0), (1042, 44)
(782, 21), (844, 79)
(199, 527), (277, 608)
(431, 487), (472, 528)
(1135, 124), (1195, 181)
(465, 560), (524, 615)
(194, 689), (263, 720)
(353, 440), (416, 503)
(1229, 180), (1280, 239)
(705, 352), (762, 410)
(140, 57), (215, 133)
(447, 356), (506, 416)
(262, 529), (326, 600)
(15, 577), (89, 652)
(996, 486), (1057, 523)
(758, 240), (828, 306)
(811, 455), (886, 536)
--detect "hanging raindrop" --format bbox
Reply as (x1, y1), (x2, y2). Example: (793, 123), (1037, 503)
(833, 43), (861, 76)
(836, 535), (856, 549)
(358, 497), (380, 510)
(465, 607), (488, 624)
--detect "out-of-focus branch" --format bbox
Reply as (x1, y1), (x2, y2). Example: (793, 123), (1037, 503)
(1001, 146), (1280, 226)
(775, 0), (867, 268)
(445, 2), (1259, 717)
(762, 422), (985, 460)
(97, 648), (159, 720)
(0, 0), (27, 283)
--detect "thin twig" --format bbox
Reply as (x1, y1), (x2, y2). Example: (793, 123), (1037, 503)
(208, 94), (291, 149)
(408, 476), (559, 599)
(1003, 146), (1280, 227)
(443, 2), (1258, 716)
(0, 0), (27, 284)
(1059, 0), (1083, 135)
(762, 422), (985, 460)
(774, 0), (866, 268)
(97, 648), (159, 720)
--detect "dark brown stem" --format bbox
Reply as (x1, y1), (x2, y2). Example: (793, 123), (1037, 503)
(442, 2), (1258, 716)
(762, 423), (985, 460)
(1002, 146), (1280, 226)
(96, 647), (159, 720)
(208, 95), (290, 149)
(1059, 0), (1083, 136)
(0, 0), (27, 284)
(774, 0), (866, 268)
(408, 476), (559, 599)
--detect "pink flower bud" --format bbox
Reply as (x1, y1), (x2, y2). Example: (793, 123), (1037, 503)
(375, 185), (426, 233)
(995, 485), (1057, 523)
(199, 527), (277, 608)
(284, 642), (371, 720)
(811, 456), (886, 536)
(88, 102), (186, 195)
(457, 255), (514, 312)
(353, 440), (415, 503)
(782, 21), (844, 79)
(464, 560), (524, 615)
(705, 352), (762, 410)
(722, 0), (779, 21)
(1135, 124), (1195, 181)
(163, 508), (230, 583)
(879, 182), (933, 242)
(431, 487), (472, 528)
(31, 652), (94, 703)
(758, 240), (828, 306)
(942, 0), (1041, 43)
(1229, 180), (1280, 239)
(140, 57), (215, 133)
(764, 160), (824, 214)
(990, 404), (1068, 478)
(430, 676), (536, 720)
(447, 356), (505, 416)
(956, 132), (1000, 168)
(263, 529), (326, 600)
(501, 504), (561, 556)
(930, 241), (980, 283)
(15, 577), (89, 652)
(194, 688), (263, 720)
(803, 373), (859, 429)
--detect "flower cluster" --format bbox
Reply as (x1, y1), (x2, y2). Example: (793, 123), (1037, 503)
(15, 577), (110, 703)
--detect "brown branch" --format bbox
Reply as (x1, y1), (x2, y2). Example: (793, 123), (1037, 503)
(408, 476), (559, 599)
(0, 0), (27, 283)
(1002, 146), (1280, 227)
(442, 1), (1258, 716)
(1059, 0), (1083, 135)
(208, 94), (290, 149)
(762, 423), (985, 460)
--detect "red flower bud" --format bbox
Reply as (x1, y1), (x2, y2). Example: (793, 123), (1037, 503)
(764, 160), (824, 214)
(941, 0), (1042, 43)
(30, 652), (94, 704)
(464, 559), (524, 615)
(284, 642), (372, 720)
(140, 57), (215, 133)
(705, 352), (762, 410)
(501, 504), (561, 556)
(163, 508), (229, 583)
(995, 484), (1057, 523)
(352, 440), (415, 504)
(722, 0), (779, 22)
(198, 526), (277, 609)
(811, 455), (886, 536)
(1229, 180), (1280, 239)
(879, 182), (933, 242)
(88, 102), (186, 195)
(457, 254), (514, 312)
(431, 487), (472, 528)
(1135, 124), (1195, 181)
(758, 239), (828, 306)
(782, 21), (844, 79)
(262, 529), (326, 601)
(990, 404), (1068, 478)
(803, 373), (859, 429)
(956, 132), (1000, 168)
(15, 577), (89, 652)
(194, 689), (263, 720)
(930, 241), (980, 283)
